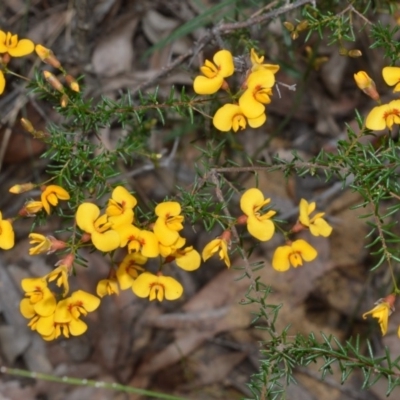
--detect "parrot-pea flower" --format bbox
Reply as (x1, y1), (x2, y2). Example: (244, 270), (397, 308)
(382, 66), (400, 92)
(116, 253), (147, 290)
(76, 202), (120, 252)
(106, 186), (137, 228)
(202, 230), (231, 268)
(0, 30), (34, 57)
(240, 188), (276, 241)
(0, 211), (14, 250)
(46, 264), (70, 297)
(366, 100), (400, 131)
(213, 103), (266, 132)
(20, 278), (56, 317)
(132, 272), (183, 301)
(118, 224), (159, 258)
(193, 49), (234, 95)
(40, 185), (70, 214)
(159, 235), (186, 258)
(29, 233), (66, 255)
(298, 199), (332, 237)
(272, 239), (317, 272)
(172, 246), (201, 271)
(22, 201), (44, 216)
(250, 48), (280, 74)
(239, 70), (275, 119)
(362, 294), (395, 336)
(96, 278), (119, 298)
(153, 201), (184, 246)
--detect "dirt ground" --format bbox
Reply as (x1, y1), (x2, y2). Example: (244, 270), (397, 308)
(0, 1), (399, 399)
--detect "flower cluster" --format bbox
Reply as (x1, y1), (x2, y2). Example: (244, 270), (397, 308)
(193, 48), (280, 133)
(354, 67), (400, 131)
(0, 30), (79, 102)
(202, 189), (332, 272)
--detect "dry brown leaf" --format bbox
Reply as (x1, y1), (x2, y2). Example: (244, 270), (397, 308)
(92, 14), (139, 77)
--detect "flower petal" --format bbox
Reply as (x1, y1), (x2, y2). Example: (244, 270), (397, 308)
(213, 104), (241, 132)
(366, 104), (389, 131)
(382, 66), (400, 88)
(193, 75), (223, 95)
(92, 229), (121, 252)
(240, 188), (264, 216)
(0, 71), (5, 95)
(247, 215), (275, 241)
(272, 246), (292, 271)
(292, 239), (317, 262)
(131, 272), (154, 298)
(159, 276), (183, 300)
(213, 49), (234, 77)
(239, 89), (265, 119)
(76, 203), (99, 233)
(8, 38), (34, 57)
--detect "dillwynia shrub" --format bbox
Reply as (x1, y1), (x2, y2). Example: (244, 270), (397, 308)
(3, 1), (400, 398)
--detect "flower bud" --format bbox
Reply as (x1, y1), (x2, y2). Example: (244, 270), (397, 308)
(283, 21), (295, 32)
(60, 94), (68, 107)
(296, 20), (309, 32)
(35, 44), (61, 69)
(19, 201), (44, 217)
(65, 74), (80, 92)
(354, 71), (380, 101)
(348, 49), (362, 58)
(20, 118), (34, 133)
(9, 182), (35, 194)
(43, 70), (64, 92)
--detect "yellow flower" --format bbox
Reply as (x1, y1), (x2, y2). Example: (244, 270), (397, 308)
(20, 278), (56, 317)
(132, 272), (183, 301)
(96, 278), (119, 297)
(153, 202), (184, 246)
(193, 50), (234, 95)
(0, 71), (5, 95)
(366, 100), (400, 131)
(298, 199), (332, 237)
(0, 212), (14, 249)
(272, 239), (317, 272)
(41, 185), (70, 214)
(172, 246), (201, 271)
(240, 188), (276, 241)
(250, 48), (280, 74)
(202, 231), (231, 268)
(53, 290), (100, 336)
(239, 70), (275, 119)
(363, 294), (395, 336)
(24, 201), (44, 215)
(116, 253), (147, 290)
(106, 186), (137, 228)
(46, 265), (70, 297)
(159, 234), (186, 257)
(213, 103), (266, 132)
(36, 314), (71, 341)
(29, 233), (52, 255)
(0, 30), (34, 57)
(76, 203), (120, 252)
(118, 224), (159, 257)
(382, 66), (400, 92)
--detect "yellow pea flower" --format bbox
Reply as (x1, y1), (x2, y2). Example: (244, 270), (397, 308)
(272, 239), (317, 272)
(0, 30), (34, 57)
(46, 264), (70, 297)
(159, 235), (186, 258)
(132, 272), (183, 301)
(172, 246), (201, 271)
(193, 50), (234, 95)
(41, 185), (70, 214)
(239, 70), (275, 119)
(366, 100), (400, 131)
(20, 278), (56, 317)
(76, 203), (120, 252)
(250, 48), (280, 74)
(106, 186), (137, 228)
(96, 278), (119, 297)
(382, 66), (400, 92)
(213, 103), (266, 132)
(202, 231), (231, 268)
(363, 294), (395, 336)
(54, 290), (100, 337)
(240, 188), (276, 241)
(298, 199), (332, 237)
(116, 253), (147, 290)
(0, 211), (14, 250)
(118, 224), (159, 258)
(29, 233), (66, 255)
(153, 202), (184, 246)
